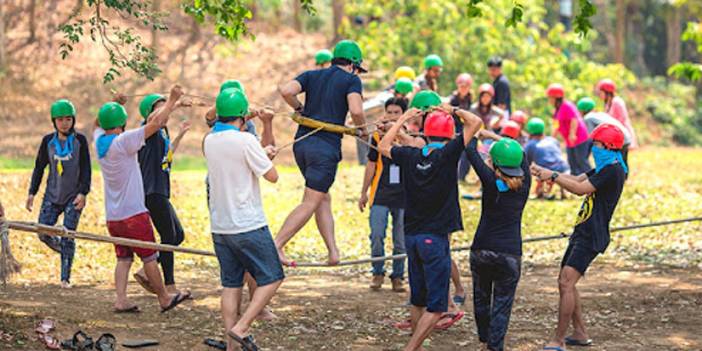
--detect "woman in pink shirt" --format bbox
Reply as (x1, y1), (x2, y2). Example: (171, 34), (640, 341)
(546, 83), (592, 175)
(597, 79), (638, 149)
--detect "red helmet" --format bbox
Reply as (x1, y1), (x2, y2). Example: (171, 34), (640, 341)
(597, 79), (616, 94)
(424, 110), (455, 139)
(455, 73), (473, 86)
(500, 120), (521, 139)
(546, 83), (564, 98)
(510, 110), (528, 125)
(590, 123), (624, 150)
(478, 83), (495, 97)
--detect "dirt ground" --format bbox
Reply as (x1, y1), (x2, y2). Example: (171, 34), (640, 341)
(1, 263), (701, 351)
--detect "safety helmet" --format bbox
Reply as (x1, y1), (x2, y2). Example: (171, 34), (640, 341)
(424, 110), (455, 139)
(590, 123), (625, 150)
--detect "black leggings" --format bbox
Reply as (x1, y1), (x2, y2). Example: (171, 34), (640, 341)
(145, 194), (185, 286)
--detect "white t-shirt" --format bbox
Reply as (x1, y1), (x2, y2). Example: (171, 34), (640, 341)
(204, 130), (273, 234)
(583, 112), (632, 146)
(94, 127), (148, 221)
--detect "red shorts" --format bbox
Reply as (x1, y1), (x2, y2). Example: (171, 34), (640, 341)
(106, 212), (158, 262)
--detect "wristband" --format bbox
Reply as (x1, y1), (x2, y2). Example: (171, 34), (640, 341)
(550, 172), (560, 182)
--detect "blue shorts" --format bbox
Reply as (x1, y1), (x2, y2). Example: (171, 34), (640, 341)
(293, 137), (341, 193)
(406, 234), (451, 313)
(561, 239), (599, 275)
(212, 226), (285, 288)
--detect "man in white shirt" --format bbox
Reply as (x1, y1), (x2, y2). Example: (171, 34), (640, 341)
(94, 85), (190, 313)
(203, 88), (282, 351)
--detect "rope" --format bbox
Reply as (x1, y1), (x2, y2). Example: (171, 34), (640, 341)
(4, 217), (701, 268)
(277, 126), (325, 150)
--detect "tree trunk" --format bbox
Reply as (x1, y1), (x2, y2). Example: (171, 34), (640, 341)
(0, 1), (6, 69)
(292, 0), (302, 32)
(27, 0), (37, 43)
(665, 5), (682, 69)
(614, 0), (626, 64)
(331, 0), (345, 44)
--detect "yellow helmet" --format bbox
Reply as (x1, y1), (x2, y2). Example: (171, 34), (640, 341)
(394, 66), (416, 81)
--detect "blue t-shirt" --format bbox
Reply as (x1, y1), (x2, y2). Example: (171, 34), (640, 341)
(295, 66), (363, 149)
(390, 137), (464, 236)
(524, 137), (570, 173)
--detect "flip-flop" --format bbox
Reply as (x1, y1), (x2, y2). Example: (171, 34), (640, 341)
(565, 336), (593, 346)
(114, 305), (141, 314)
(452, 294), (466, 306)
(95, 333), (116, 351)
(434, 310), (465, 330)
(203, 338), (226, 350)
(35, 319), (56, 334)
(61, 331), (94, 351)
(226, 331), (259, 351)
(133, 273), (157, 295)
(543, 347), (566, 351)
(121, 339), (160, 348)
(393, 319), (412, 330)
(39, 334), (61, 350)
(160, 291), (191, 313)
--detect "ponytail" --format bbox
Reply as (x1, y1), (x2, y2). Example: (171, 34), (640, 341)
(496, 169), (524, 192)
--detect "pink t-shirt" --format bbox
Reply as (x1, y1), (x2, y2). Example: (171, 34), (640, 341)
(554, 100), (589, 148)
(608, 96), (638, 148)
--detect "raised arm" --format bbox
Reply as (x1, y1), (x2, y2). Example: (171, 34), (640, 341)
(170, 120), (191, 154)
(144, 85), (184, 139)
(454, 108), (483, 146)
(379, 108), (423, 158)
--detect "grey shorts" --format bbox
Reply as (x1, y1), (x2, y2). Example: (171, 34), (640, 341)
(212, 226), (285, 288)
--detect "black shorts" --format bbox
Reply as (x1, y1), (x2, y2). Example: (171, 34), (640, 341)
(293, 137), (342, 193)
(560, 240), (599, 275)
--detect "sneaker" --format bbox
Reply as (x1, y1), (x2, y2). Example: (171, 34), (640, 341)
(391, 278), (406, 293)
(370, 275), (384, 290)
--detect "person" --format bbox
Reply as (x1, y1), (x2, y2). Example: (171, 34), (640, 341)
(499, 120), (522, 142)
(597, 79), (638, 148)
(488, 56), (511, 113)
(204, 88), (283, 351)
(393, 77), (415, 100)
(129, 93), (190, 296)
(465, 136), (530, 351)
(531, 124), (627, 351)
(315, 49), (333, 69)
(215, 80), (258, 135)
(523, 118), (570, 199)
(276, 39), (368, 266)
(416, 54), (443, 93)
(509, 110), (529, 144)
(26, 99), (91, 289)
(359, 98), (409, 292)
(577, 97), (632, 165)
(451, 73), (474, 182)
(471, 84), (505, 130)
(94, 86), (191, 313)
(378, 105), (482, 351)
(546, 83), (591, 175)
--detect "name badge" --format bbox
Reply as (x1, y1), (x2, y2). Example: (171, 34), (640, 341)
(389, 165), (400, 184)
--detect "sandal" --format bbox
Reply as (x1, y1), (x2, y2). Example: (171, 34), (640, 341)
(434, 311), (465, 330)
(227, 331), (259, 351)
(60, 331), (94, 351)
(94, 333), (116, 351)
(121, 339), (159, 348)
(393, 319), (412, 330)
(452, 294), (466, 306)
(39, 334), (61, 350)
(565, 336), (593, 346)
(114, 305), (141, 314)
(35, 319), (56, 334)
(203, 338), (227, 350)
(161, 291), (192, 313)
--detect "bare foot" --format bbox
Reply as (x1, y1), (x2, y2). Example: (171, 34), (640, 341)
(166, 285), (184, 295)
(114, 301), (138, 311)
(327, 248), (340, 266)
(256, 308), (277, 321)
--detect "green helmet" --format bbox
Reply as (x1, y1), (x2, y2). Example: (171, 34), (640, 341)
(424, 54), (443, 69)
(489, 138), (524, 176)
(525, 118), (545, 135)
(577, 97), (596, 113)
(220, 80), (245, 94)
(315, 49), (333, 65)
(395, 78), (414, 95)
(333, 40), (364, 66)
(410, 90), (442, 111)
(51, 99), (76, 119)
(139, 94), (166, 119)
(98, 102), (128, 130)
(216, 88), (249, 118)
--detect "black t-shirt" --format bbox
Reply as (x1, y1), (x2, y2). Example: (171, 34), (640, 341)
(295, 65), (363, 150)
(465, 138), (530, 256)
(138, 129), (171, 198)
(572, 164), (626, 253)
(450, 92), (472, 132)
(368, 137), (405, 209)
(492, 74), (511, 113)
(390, 137), (464, 236)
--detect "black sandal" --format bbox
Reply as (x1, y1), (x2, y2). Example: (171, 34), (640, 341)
(203, 338), (227, 350)
(161, 291), (192, 313)
(60, 331), (94, 351)
(94, 333), (116, 351)
(227, 331), (259, 351)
